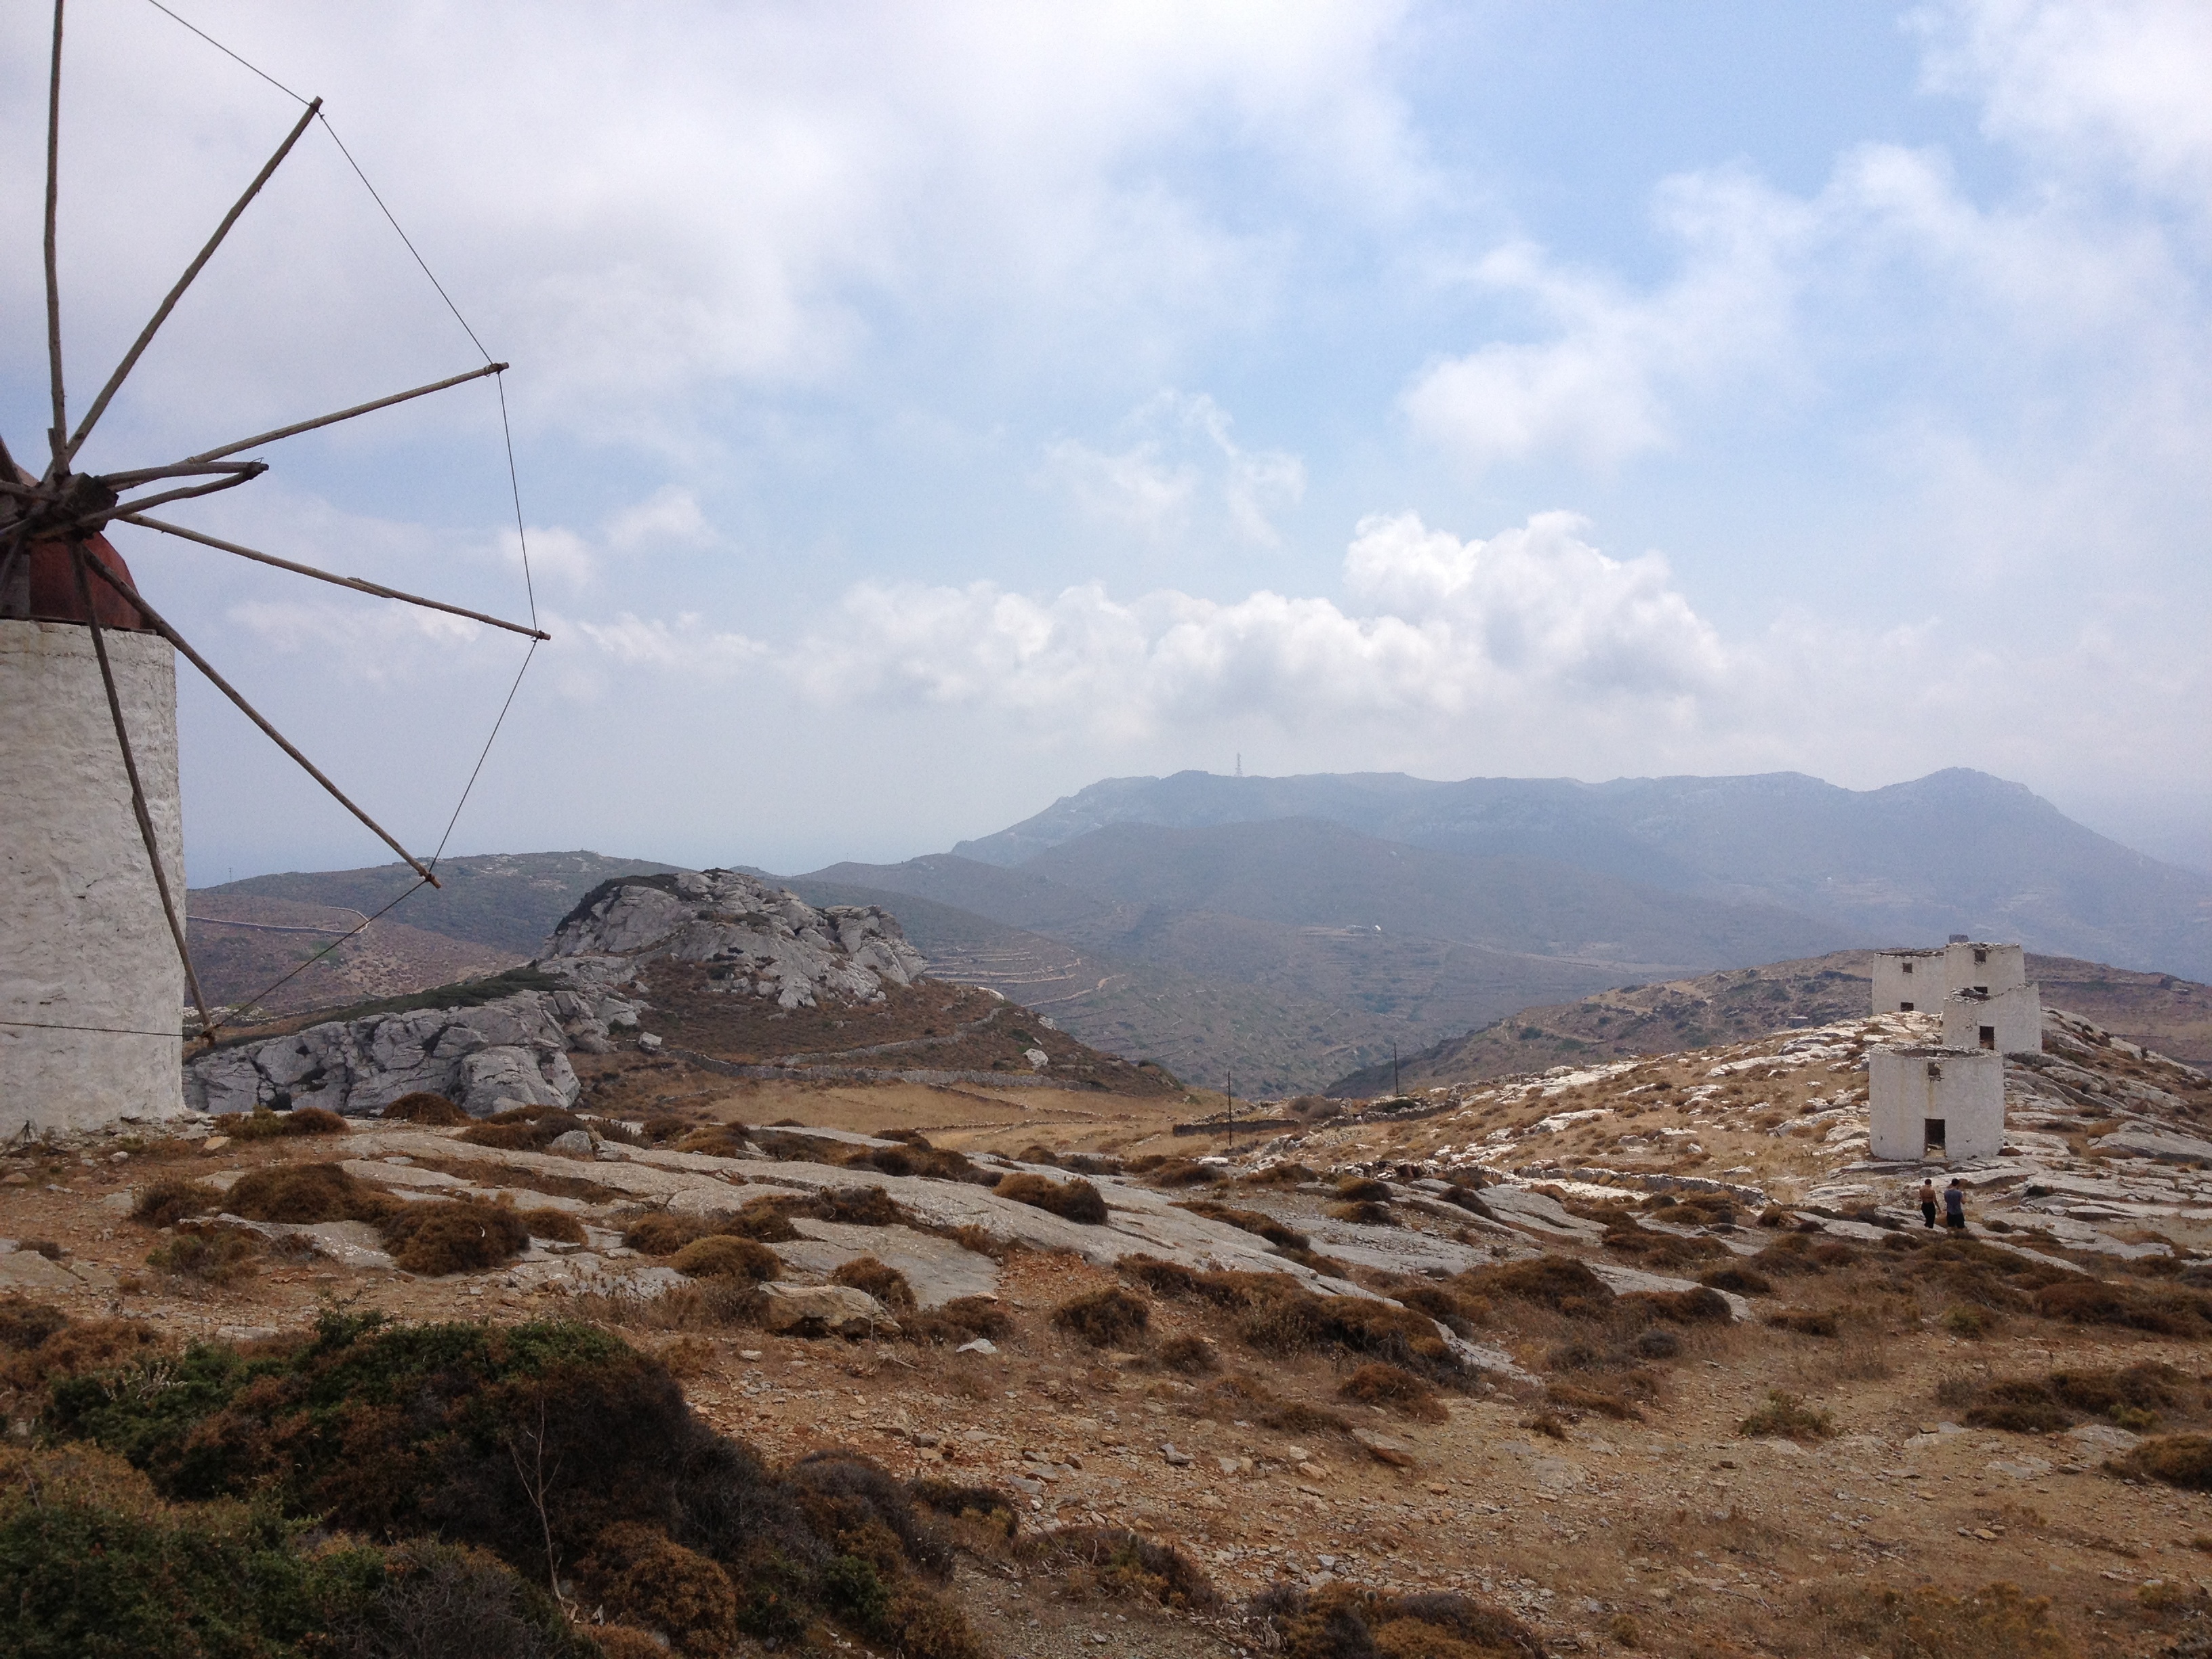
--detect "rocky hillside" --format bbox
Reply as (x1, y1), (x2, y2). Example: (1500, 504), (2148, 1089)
(954, 766), (2212, 979)
(194, 849), (683, 956)
(184, 890), (523, 1019)
(1329, 948), (2212, 1095)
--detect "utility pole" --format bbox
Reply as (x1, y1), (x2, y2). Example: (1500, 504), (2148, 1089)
(1225, 1067), (1235, 1153)
(1391, 1040), (1399, 1099)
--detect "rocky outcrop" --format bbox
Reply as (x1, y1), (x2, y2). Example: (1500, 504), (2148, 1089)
(184, 983), (586, 1119)
(547, 869), (925, 1010)
(184, 867), (929, 1118)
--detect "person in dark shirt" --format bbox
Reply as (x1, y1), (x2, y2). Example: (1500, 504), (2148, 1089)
(1919, 1178), (1938, 1229)
(1944, 1179), (1967, 1231)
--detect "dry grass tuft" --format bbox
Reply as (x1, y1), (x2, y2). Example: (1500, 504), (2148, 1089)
(1052, 1287), (1151, 1347)
(992, 1172), (1109, 1225)
(1336, 1362), (1447, 1421)
(1156, 1334), (1218, 1374)
(379, 1091), (470, 1126)
(222, 1163), (398, 1225)
(670, 1235), (781, 1282)
(518, 1207), (587, 1244)
(129, 1176), (222, 1229)
(1738, 1389), (1835, 1442)
(831, 1256), (916, 1311)
(1811, 1580), (2071, 1658)
(380, 1199), (531, 1275)
(212, 1105), (350, 1141)
(146, 1229), (260, 1286)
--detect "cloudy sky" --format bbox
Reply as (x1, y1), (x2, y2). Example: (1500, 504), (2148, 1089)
(5, 0), (2208, 880)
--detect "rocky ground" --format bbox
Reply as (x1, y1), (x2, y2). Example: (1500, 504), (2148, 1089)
(9, 989), (2212, 1656)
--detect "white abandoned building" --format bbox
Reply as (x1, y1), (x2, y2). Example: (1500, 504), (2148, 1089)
(1, 534), (188, 1135)
(1868, 1046), (2006, 1162)
(1865, 935), (2041, 1162)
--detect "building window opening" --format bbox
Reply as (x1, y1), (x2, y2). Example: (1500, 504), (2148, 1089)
(1902, 961), (1914, 975)
(1974, 948), (1988, 964)
(1925, 1118), (1947, 1153)
(1973, 984), (1988, 996)
(1899, 1001), (1914, 1012)
(1979, 1025), (1996, 1050)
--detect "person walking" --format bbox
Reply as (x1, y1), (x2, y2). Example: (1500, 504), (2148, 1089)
(1919, 1178), (1938, 1229)
(1943, 1178), (1967, 1231)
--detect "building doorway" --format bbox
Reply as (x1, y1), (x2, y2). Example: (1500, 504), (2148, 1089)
(1924, 1118), (1948, 1155)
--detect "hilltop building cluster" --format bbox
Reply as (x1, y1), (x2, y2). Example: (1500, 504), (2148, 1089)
(1866, 937), (2039, 1162)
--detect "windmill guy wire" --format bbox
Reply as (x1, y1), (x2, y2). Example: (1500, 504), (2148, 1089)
(124, 0), (548, 1026)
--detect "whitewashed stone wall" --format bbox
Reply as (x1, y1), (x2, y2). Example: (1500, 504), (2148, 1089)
(1944, 941), (2026, 998)
(0, 621), (185, 1133)
(1942, 982), (2043, 1056)
(1868, 1046), (2005, 1162)
(1871, 949), (1941, 1014)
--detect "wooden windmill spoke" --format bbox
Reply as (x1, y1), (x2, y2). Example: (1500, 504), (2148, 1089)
(43, 0), (67, 472)
(181, 362), (508, 466)
(121, 513), (552, 640)
(73, 552), (443, 888)
(96, 460), (264, 490)
(66, 541), (214, 1046)
(87, 466), (268, 525)
(61, 98), (324, 471)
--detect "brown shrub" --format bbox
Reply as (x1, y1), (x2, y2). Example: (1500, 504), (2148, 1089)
(623, 1213), (716, 1255)
(1120, 1255), (1204, 1298)
(2053, 1361), (2192, 1420)
(1256, 1584), (1542, 1659)
(1766, 1309), (1839, 1338)
(717, 1197), (804, 1243)
(1136, 1158), (1225, 1188)
(993, 1172), (1109, 1225)
(2114, 1434), (2212, 1490)
(670, 1235), (781, 1282)
(1700, 1265), (1773, 1295)
(593, 1629), (671, 1659)
(381, 1200), (531, 1275)
(1544, 1381), (1643, 1422)
(0, 1316), (166, 1391)
(1337, 1362), (1446, 1421)
(455, 1121), (540, 1151)
(832, 1256), (916, 1311)
(909, 1479), (1019, 1539)
(1173, 1200), (1311, 1253)
(222, 1163), (398, 1225)
(1326, 1200), (1395, 1226)
(1457, 1256), (1614, 1319)
(146, 1229), (260, 1286)
(943, 1223), (1012, 1261)
(673, 1125), (749, 1158)
(1962, 1379), (2072, 1434)
(1619, 1287), (1733, 1324)
(129, 1176), (221, 1229)
(1813, 1580), (2071, 1659)
(1158, 1334), (1218, 1374)
(518, 1207), (587, 1244)
(1739, 1389), (1835, 1442)
(1052, 1288), (1151, 1347)
(213, 1105), (350, 1141)
(0, 1296), (70, 1353)
(1025, 1525), (1221, 1611)
(2036, 1277), (2212, 1335)
(811, 1185), (903, 1228)
(1335, 1176), (1392, 1203)
(380, 1091), (470, 1126)
(578, 1520), (739, 1656)
(905, 1296), (1012, 1347)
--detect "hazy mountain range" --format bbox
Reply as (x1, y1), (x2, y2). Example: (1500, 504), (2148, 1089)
(194, 769), (2212, 1097)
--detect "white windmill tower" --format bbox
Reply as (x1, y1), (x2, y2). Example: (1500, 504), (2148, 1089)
(1, 2), (548, 1135)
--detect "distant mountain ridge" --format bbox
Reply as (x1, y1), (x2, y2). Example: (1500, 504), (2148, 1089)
(955, 767), (2212, 980)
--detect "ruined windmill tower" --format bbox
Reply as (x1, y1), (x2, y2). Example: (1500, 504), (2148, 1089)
(1866, 935), (2041, 1164)
(2, 1), (546, 1136)
(1, 520), (185, 1130)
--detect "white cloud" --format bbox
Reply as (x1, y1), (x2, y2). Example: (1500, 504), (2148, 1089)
(1403, 171), (1809, 470)
(773, 511), (1723, 739)
(1046, 392), (1305, 546)
(1918, 0), (2212, 201)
